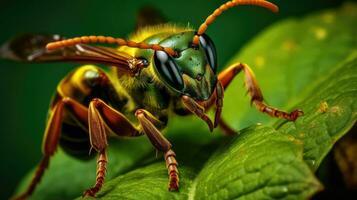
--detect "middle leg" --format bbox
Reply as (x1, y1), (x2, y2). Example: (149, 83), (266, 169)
(83, 98), (140, 197)
(85, 99), (179, 192)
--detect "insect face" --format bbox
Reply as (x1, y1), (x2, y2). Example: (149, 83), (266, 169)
(153, 31), (217, 101)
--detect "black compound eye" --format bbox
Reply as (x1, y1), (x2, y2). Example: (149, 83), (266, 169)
(199, 34), (217, 73)
(154, 51), (184, 91)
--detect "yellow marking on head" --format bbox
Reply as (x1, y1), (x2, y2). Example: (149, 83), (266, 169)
(313, 27), (328, 40)
(131, 24), (193, 42)
(119, 24), (194, 56)
(254, 56), (265, 69)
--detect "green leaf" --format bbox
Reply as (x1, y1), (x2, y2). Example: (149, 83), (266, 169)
(192, 126), (322, 200)
(15, 138), (155, 200)
(76, 126), (321, 200)
(75, 164), (196, 200)
(14, 3), (357, 200)
(277, 54), (357, 170)
(223, 3), (357, 130)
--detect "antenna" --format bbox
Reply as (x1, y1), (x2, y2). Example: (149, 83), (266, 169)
(46, 35), (178, 57)
(192, 0), (279, 45)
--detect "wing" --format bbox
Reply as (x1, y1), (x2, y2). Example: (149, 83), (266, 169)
(0, 34), (147, 75)
(135, 6), (167, 30)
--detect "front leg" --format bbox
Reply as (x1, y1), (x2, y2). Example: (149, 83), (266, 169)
(135, 109), (179, 191)
(219, 62), (303, 121)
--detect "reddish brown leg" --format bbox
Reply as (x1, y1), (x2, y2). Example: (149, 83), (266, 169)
(12, 98), (88, 200)
(83, 98), (140, 197)
(216, 81), (238, 136)
(12, 155), (50, 200)
(214, 81), (224, 128)
(13, 67), (140, 199)
(193, 81), (236, 135)
(182, 95), (214, 132)
(165, 150), (179, 191)
(135, 109), (179, 191)
(218, 62), (303, 121)
(218, 118), (237, 136)
(89, 98), (140, 138)
(82, 150), (108, 197)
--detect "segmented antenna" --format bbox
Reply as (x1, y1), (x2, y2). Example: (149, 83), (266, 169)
(46, 35), (178, 57)
(192, 0), (279, 45)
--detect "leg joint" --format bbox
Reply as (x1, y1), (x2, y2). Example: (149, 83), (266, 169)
(165, 149), (176, 158)
(91, 98), (102, 105)
(135, 109), (145, 117)
(61, 97), (72, 104)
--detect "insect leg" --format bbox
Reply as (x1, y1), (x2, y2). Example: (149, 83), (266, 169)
(88, 98), (140, 138)
(12, 97), (88, 200)
(82, 98), (140, 197)
(182, 95), (214, 132)
(135, 109), (179, 191)
(213, 81), (224, 128)
(218, 62), (303, 121)
(82, 149), (108, 197)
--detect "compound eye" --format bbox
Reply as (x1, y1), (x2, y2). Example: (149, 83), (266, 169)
(199, 34), (217, 73)
(154, 51), (184, 91)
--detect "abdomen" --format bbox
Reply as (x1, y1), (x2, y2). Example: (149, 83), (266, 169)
(49, 65), (129, 160)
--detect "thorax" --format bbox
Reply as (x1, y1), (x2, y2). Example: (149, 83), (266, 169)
(110, 25), (194, 123)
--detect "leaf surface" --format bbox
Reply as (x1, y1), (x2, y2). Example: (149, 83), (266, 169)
(14, 3), (357, 200)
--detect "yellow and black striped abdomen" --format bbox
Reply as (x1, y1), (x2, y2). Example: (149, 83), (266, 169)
(48, 65), (129, 160)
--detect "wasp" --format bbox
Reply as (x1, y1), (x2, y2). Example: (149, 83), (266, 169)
(1, 0), (303, 199)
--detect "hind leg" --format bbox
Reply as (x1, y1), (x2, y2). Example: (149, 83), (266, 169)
(13, 96), (137, 199)
(13, 65), (128, 200)
(12, 97), (88, 200)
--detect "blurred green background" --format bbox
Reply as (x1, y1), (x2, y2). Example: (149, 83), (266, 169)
(0, 0), (350, 199)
